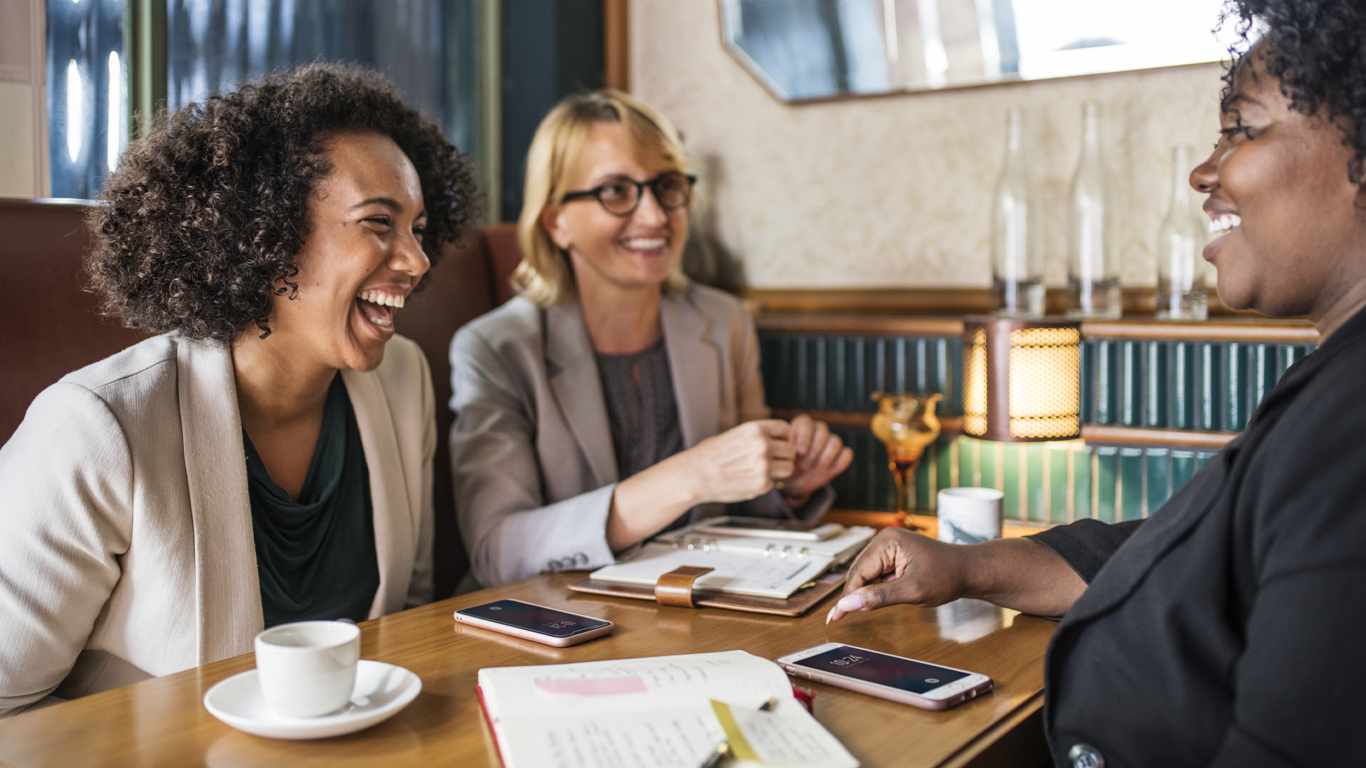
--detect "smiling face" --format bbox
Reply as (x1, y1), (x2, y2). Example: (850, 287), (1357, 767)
(265, 131), (429, 372)
(1191, 49), (1366, 320)
(540, 122), (688, 298)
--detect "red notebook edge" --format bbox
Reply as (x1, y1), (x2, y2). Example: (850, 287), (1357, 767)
(476, 685), (508, 767)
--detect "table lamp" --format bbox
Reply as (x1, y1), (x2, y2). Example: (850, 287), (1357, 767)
(962, 318), (1082, 442)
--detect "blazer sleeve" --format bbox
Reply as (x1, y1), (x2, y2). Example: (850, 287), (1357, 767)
(0, 384), (133, 718)
(449, 326), (617, 588)
(1027, 519), (1143, 584)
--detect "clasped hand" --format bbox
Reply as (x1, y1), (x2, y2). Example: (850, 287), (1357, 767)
(687, 415), (853, 507)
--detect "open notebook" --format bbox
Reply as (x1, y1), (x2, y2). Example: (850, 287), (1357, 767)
(477, 651), (858, 768)
(586, 525), (876, 600)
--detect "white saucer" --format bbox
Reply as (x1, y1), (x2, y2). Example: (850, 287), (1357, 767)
(203, 660), (422, 740)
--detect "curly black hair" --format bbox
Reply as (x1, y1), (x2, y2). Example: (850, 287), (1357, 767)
(1221, 0), (1366, 185)
(89, 63), (481, 343)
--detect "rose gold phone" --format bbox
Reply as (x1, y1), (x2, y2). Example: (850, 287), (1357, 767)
(454, 599), (614, 647)
(777, 643), (992, 710)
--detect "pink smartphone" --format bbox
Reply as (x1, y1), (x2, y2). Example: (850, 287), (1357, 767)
(454, 599), (614, 647)
(777, 643), (992, 711)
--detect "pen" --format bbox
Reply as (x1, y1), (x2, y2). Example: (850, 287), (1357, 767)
(699, 697), (777, 768)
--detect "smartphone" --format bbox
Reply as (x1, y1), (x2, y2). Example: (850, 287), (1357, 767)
(454, 599), (614, 647)
(777, 643), (992, 710)
(692, 516), (844, 541)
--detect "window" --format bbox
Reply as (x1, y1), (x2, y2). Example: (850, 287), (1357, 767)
(46, 0), (485, 200)
(46, 0), (126, 199)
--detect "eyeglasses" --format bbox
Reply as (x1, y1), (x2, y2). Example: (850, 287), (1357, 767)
(560, 172), (697, 216)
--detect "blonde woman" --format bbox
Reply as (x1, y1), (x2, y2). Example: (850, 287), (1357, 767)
(450, 91), (851, 588)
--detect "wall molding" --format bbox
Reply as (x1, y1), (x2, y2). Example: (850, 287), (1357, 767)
(745, 287), (1271, 318)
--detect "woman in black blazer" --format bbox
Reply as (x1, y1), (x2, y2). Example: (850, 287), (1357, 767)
(829, 2), (1366, 766)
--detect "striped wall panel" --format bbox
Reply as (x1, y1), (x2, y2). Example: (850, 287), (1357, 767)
(1079, 338), (1314, 431)
(825, 430), (1218, 524)
(760, 329), (1307, 525)
(759, 335), (963, 415)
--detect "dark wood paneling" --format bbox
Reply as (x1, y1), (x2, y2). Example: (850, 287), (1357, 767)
(746, 286), (1270, 318)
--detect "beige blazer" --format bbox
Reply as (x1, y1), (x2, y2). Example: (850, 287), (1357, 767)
(0, 333), (434, 717)
(449, 283), (830, 589)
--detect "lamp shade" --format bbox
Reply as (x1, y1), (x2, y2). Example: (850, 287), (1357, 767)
(963, 317), (1082, 442)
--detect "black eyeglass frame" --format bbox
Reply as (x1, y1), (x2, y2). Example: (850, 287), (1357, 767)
(559, 173), (698, 216)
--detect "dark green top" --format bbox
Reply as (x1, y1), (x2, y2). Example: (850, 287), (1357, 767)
(243, 375), (379, 628)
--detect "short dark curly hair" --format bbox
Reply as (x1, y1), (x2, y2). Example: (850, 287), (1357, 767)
(89, 63), (481, 343)
(1221, 0), (1366, 185)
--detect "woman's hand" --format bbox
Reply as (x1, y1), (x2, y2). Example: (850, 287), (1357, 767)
(825, 529), (1088, 622)
(826, 528), (969, 623)
(683, 419), (798, 503)
(608, 420), (797, 552)
(779, 414), (854, 507)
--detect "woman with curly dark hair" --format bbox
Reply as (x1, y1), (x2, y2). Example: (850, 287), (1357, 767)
(829, 1), (1366, 765)
(0, 63), (478, 716)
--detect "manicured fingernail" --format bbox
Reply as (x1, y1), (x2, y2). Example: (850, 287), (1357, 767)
(836, 594), (864, 612)
(825, 606), (836, 624)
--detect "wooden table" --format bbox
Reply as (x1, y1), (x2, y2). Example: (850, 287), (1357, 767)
(0, 573), (1056, 767)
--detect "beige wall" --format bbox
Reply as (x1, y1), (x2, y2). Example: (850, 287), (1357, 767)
(630, 1), (1225, 290)
(0, 0), (47, 199)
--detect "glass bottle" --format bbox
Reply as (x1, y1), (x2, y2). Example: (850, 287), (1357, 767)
(1066, 102), (1122, 318)
(1156, 145), (1208, 319)
(991, 108), (1044, 318)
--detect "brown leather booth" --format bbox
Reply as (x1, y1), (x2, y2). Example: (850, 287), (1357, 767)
(0, 198), (521, 598)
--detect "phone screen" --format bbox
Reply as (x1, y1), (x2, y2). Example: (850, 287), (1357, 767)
(792, 645), (971, 694)
(457, 600), (610, 638)
(712, 518), (821, 532)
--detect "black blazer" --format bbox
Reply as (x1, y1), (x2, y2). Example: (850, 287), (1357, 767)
(1031, 309), (1366, 768)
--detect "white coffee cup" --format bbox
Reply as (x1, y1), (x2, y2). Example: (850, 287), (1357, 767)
(937, 487), (1004, 545)
(254, 620), (361, 717)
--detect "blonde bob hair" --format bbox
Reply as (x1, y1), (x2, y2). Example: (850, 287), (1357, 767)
(512, 89), (691, 307)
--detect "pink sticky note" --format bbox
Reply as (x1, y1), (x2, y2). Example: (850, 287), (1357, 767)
(534, 676), (648, 696)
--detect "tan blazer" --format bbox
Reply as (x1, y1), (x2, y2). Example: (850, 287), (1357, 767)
(449, 283), (830, 589)
(0, 333), (434, 717)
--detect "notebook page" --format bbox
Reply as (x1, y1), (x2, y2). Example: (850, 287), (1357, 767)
(589, 545), (832, 598)
(492, 705), (722, 768)
(656, 525), (875, 562)
(715, 700), (859, 768)
(491, 698), (858, 768)
(479, 651), (793, 723)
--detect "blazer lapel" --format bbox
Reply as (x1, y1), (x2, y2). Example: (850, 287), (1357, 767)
(545, 300), (618, 486)
(175, 337), (262, 663)
(662, 291), (720, 449)
(341, 368), (413, 617)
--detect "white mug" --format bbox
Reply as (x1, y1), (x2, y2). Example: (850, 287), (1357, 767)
(937, 487), (1004, 545)
(254, 620), (361, 717)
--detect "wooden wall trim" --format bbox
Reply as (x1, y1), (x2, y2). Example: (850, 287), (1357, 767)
(604, 0), (629, 91)
(747, 288), (993, 315)
(1080, 318), (1317, 344)
(745, 287), (1266, 318)
(773, 409), (962, 434)
(755, 311), (1313, 346)
(756, 314), (964, 336)
(1080, 425), (1237, 449)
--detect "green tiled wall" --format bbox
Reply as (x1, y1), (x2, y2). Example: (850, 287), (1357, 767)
(760, 329), (1309, 524)
(824, 430), (1217, 524)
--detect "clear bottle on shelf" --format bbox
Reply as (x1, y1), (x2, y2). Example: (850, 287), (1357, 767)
(1156, 145), (1208, 319)
(991, 107), (1044, 318)
(1066, 102), (1122, 319)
